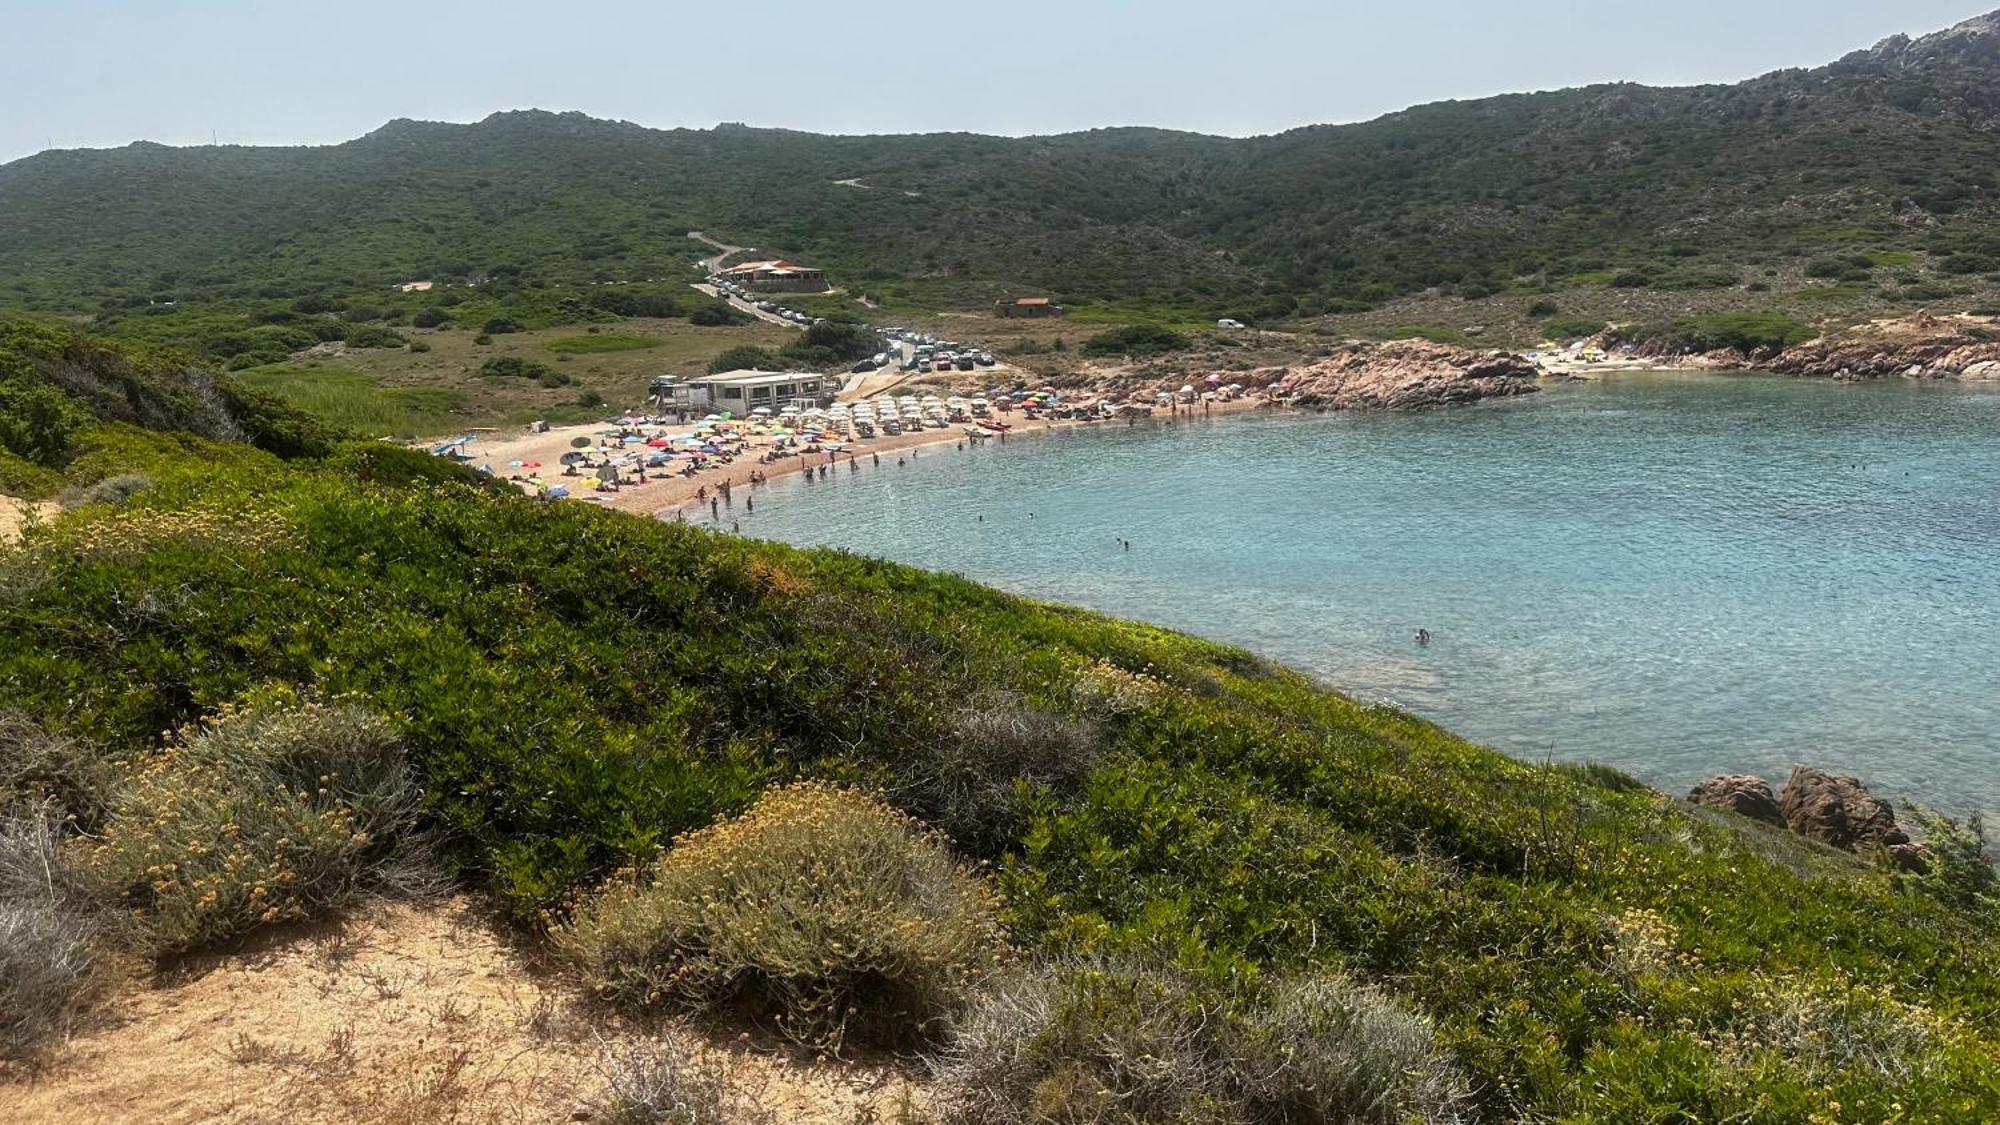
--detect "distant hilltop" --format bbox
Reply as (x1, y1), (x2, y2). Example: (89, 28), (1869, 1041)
(3, 11), (2000, 320)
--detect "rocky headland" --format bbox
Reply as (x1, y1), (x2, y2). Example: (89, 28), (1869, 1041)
(1761, 313), (2000, 380)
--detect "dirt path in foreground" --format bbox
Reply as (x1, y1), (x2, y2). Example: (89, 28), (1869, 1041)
(0, 898), (918, 1124)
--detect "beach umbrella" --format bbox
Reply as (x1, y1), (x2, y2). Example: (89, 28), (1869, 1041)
(559, 452), (588, 465)
(508, 459), (525, 467)
(547, 485), (570, 499)
(523, 460), (542, 468)
(647, 438), (670, 448)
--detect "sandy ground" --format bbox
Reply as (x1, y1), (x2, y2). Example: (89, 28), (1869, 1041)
(468, 395), (1268, 525)
(0, 898), (920, 1124)
(0, 496), (60, 542)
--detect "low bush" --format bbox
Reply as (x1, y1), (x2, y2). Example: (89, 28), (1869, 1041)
(478, 356), (561, 382)
(1243, 975), (1472, 1123)
(588, 1037), (727, 1125)
(411, 307), (451, 329)
(1908, 807), (1997, 913)
(705, 345), (778, 374)
(929, 961), (1469, 1125)
(0, 815), (98, 1058)
(1542, 317), (1608, 340)
(929, 691), (1101, 853)
(1081, 325), (1191, 358)
(83, 698), (423, 954)
(481, 317), (524, 335)
(340, 324), (407, 350)
(0, 713), (121, 828)
(1618, 312), (1814, 355)
(59, 472), (151, 511)
(1526, 298), (1560, 318)
(559, 782), (1008, 1049)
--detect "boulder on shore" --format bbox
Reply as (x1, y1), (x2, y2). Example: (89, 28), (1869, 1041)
(1778, 766), (1909, 852)
(1688, 774), (1785, 826)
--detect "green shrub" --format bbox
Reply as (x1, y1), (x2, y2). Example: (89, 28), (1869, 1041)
(1081, 325), (1190, 358)
(559, 782), (1008, 1049)
(411, 307), (451, 329)
(1526, 299), (1560, 318)
(687, 303), (749, 328)
(705, 345), (779, 374)
(1542, 317), (1608, 340)
(481, 317), (524, 335)
(1908, 808), (1997, 912)
(1609, 271), (1651, 288)
(478, 356), (560, 381)
(0, 450), (61, 499)
(340, 324), (406, 349)
(406, 340), (431, 354)
(473, 334), (494, 345)
(929, 962), (1470, 1125)
(84, 699), (422, 954)
(1619, 312), (1814, 354)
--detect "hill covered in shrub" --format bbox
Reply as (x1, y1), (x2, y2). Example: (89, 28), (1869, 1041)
(6, 14), (2000, 324)
(2, 324), (1998, 1119)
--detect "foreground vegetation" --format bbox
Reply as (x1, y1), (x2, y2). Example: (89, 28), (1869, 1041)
(3, 320), (1998, 1119)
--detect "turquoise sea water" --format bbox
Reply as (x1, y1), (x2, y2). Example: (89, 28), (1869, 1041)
(726, 372), (2000, 814)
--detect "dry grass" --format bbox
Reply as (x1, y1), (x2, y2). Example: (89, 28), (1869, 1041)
(272, 318), (795, 439)
(559, 783), (1009, 1051)
(0, 815), (99, 1059)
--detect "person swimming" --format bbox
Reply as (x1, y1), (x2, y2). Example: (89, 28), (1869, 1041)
(1415, 628), (1431, 647)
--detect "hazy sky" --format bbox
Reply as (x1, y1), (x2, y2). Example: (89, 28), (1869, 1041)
(1, 0), (1986, 162)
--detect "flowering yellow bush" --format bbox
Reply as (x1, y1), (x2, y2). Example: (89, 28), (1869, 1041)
(559, 782), (1008, 1049)
(83, 699), (418, 954)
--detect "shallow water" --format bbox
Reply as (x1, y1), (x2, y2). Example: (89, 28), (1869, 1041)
(729, 372), (2000, 814)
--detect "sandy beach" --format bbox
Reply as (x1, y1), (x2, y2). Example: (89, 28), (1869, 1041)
(461, 394), (1272, 524)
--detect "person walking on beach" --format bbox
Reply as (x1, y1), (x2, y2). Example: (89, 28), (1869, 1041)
(872, 452), (880, 466)
(745, 496), (753, 513)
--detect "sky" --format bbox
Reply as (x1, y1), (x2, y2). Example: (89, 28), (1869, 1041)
(0, 0), (1987, 162)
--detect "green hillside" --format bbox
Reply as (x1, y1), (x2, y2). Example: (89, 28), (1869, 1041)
(5, 13), (2000, 326)
(4, 322), (1998, 1119)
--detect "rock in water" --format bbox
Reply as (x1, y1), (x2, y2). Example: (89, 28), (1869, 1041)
(1688, 774), (1784, 826)
(1778, 766), (1909, 851)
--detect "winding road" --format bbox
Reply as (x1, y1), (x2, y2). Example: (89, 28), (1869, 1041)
(685, 231), (801, 329)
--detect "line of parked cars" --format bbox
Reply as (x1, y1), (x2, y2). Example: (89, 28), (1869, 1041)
(702, 280), (1000, 378)
(707, 277), (828, 327)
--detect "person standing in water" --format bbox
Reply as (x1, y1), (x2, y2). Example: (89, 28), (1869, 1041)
(1415, 628), (1431, 647)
